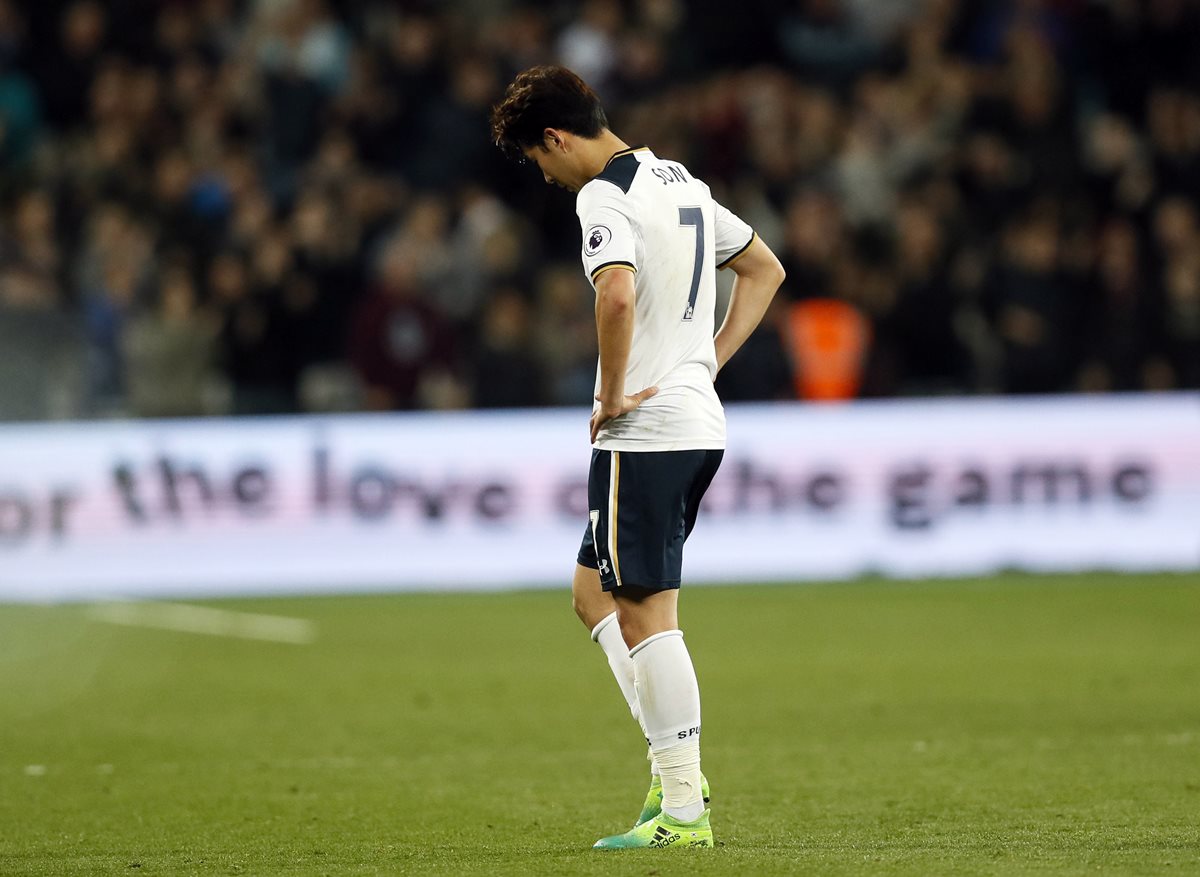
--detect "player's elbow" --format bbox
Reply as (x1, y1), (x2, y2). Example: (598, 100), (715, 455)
(595, 274), (636, 315)
(732, 243), (786, 290)
(744, 255), (785, 296)
(770, 258), (786, 288)
(761, 245), (786, 283)
(597, 289), (634, 321)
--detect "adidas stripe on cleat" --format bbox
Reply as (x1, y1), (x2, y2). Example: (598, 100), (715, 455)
(593, 809), (713, 850)
(635, 772), (710, 827)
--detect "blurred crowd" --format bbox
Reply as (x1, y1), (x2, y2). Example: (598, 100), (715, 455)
(0, 0), (1197, 420)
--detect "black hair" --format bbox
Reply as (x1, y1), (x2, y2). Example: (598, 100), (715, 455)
(490, 65), (609, 161)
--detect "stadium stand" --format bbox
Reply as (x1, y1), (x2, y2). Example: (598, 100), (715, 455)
(0, 0), (1197, 419)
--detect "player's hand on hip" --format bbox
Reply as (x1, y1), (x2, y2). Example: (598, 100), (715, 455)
(590, 386), (658, 443)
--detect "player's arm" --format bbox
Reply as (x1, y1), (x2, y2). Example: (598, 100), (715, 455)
(713, 235), (786, 373)
(591, 266), (657, 443)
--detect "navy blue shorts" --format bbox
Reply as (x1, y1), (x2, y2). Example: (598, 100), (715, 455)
(577, 448), (724, 592)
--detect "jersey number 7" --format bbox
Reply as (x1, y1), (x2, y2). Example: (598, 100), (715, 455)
(678, 206), (705, 322)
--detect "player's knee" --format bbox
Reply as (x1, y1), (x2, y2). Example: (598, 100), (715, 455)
(614, 606), (645, 649)
(614, 593), (677, 649)
(572, 586), (609, 630)
(572, 564), (613, 629)
(571, 591), (590, 624)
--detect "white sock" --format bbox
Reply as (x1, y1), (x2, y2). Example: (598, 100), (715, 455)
(630, 629), (704, 823)
(591, 613), (660, 776)
(654, 738), (703, 823)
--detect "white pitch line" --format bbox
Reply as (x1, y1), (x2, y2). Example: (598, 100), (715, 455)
(88, 601), (316, 645)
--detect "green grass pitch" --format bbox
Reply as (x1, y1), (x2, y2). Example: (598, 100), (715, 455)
(2, 573), (1198, 875)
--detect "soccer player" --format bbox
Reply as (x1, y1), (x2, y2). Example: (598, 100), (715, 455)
(490, 66), (785, 850)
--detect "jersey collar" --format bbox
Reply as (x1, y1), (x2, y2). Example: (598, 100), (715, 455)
(603, 145), (650, 168)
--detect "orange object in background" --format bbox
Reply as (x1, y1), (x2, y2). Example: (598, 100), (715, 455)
(785, 299), (871, 401)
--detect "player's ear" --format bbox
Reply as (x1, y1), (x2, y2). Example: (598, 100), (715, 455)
(544, 128), (566, 152)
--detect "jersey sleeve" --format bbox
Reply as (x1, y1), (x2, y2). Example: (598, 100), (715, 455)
(713, 201), (756, 269)
(577, 182), (638, 286)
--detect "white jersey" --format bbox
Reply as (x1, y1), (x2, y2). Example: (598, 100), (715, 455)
(577, 147), (756, 451)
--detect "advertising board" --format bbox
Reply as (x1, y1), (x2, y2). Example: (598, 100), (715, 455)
(1, 395), (1197, 600)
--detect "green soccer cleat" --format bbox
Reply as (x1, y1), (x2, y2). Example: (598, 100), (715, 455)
(635, 773), (711, 827)
(593, 809), (713, 850)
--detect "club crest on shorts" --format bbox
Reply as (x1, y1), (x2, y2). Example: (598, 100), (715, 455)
(584, 225), (612, 257)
